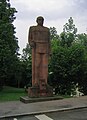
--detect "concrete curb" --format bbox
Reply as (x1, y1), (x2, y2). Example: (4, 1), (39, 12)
(0, 106), (87, 119)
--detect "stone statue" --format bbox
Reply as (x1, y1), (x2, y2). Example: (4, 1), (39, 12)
(28, 16), (52, 97)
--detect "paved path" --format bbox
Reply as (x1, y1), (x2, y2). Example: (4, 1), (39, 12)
(0, 96), (87, 119)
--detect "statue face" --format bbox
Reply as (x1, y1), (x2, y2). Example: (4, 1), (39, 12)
(37, 17), (44, 26)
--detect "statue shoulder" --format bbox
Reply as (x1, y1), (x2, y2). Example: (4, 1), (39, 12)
(29, 25), (49, 32)
(29, 26), (37, 31)
(43, 26), (49, 31)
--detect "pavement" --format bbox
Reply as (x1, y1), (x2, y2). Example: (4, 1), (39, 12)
(0, 96), (87, 119)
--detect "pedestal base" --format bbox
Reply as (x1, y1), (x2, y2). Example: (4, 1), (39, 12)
(28, 84), (53, 98)
(20, 96), (63, 103)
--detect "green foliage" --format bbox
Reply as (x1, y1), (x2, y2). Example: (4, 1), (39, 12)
(49, 19), (87, 95)
(63, 17), (77, 34)
(50, 27), (59, 40)
(60, 17), (77, 47)
(76, 33), (87, 47)
(22, 44), (31, 60)
(21, 44), (32, 87)
(49, 39), (86, 95)
(0, 0), (19, 88)
(48, 17), (87, 96)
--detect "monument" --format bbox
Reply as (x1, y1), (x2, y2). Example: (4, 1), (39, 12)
(28, 16), (53, 97)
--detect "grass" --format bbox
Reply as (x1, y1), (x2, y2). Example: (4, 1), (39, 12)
(61, 95), (73, 98)
(0, 86), (27, 102)
(0, 86), (73, 102)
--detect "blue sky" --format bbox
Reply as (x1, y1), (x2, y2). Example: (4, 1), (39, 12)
(11, 0), (87, 53)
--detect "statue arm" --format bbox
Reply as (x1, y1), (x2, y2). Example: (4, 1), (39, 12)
(48, 29), (51, 55)
(28, 27), (35, 48)
(28, 27), (32, 44)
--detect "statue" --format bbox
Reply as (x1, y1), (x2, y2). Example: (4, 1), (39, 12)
(28, 16), (53, 97)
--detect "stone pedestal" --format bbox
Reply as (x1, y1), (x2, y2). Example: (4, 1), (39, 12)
(28, 79), (53, 97)
(28, 86), (39, 97)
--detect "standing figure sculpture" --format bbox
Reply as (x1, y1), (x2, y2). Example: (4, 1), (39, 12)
(28, 16), (53, 97)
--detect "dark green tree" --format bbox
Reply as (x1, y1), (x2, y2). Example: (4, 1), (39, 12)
(20, 44), (32, 87)
(0, 0), (19, 89)
(75, 33), (87, 95)
(49, 40), (85, 95)
(49, 18), (87, 96)
(77, 33), (87, 47)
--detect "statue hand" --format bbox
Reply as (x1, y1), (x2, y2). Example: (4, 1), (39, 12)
(30, 41), (35, 48)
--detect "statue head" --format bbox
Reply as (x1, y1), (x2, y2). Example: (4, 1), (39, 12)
(36, 16), (44, 26)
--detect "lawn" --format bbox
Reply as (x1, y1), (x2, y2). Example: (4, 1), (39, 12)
(0, 86), (73, 102)
(0, 86), (27, 102)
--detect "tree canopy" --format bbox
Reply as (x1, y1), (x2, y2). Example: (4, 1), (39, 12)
(60, 17), (77, 47)
(0, 0), (19, 88)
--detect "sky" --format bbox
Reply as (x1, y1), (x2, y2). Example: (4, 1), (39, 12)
(10, 0), (87, 53)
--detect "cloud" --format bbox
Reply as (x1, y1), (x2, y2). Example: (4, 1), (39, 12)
(11, 0), (75, 20)
(11, 0), (87, 22)
(74, 0), (87, 9)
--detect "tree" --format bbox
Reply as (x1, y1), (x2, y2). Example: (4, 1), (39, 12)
(60, 17), (77, 47)
(0, 0), (19, 89)
(49, 40), (85, 95)
(22, 44), (31, 61)
(48, 18), (87, 95)
(76, 33), (87, 47)
(20, 44), (32, 87)
(50, 27), (59, 40)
